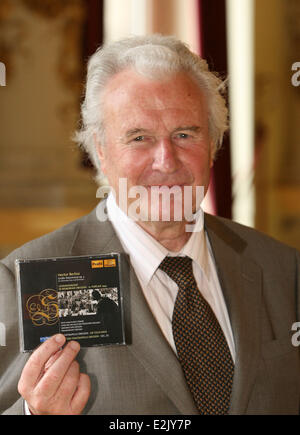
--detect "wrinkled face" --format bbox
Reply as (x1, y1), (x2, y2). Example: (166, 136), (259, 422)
(96, 69), (214, 223)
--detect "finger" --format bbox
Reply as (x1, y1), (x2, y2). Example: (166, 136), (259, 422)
(70, 373), (91, 415)
(34, 341), (80, 400)
(34, 349), (64, 386)
(44, 349), (63, 372)
(18, 334), (66, 396)
(54, 360), (80, 407)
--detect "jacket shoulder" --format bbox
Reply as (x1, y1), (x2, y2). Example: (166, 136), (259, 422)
(204, 213), (298, 257)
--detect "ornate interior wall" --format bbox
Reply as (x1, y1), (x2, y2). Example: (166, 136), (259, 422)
(1, 0), (299, 256)
(0, 0), (98, 257)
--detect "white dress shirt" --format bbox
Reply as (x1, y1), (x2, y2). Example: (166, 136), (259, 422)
(106, 193), (236, 362)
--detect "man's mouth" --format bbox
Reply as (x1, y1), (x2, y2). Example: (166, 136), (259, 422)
(145, 183), (187, 188)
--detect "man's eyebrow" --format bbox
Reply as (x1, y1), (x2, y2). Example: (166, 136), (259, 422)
(124, 126), (202, 138)
(172, 126), (203, 133)
(124, 128), (150, 138)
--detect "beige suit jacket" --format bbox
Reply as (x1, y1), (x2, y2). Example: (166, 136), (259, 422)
(0, 209), (299, 414)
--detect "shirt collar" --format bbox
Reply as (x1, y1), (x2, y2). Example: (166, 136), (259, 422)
(105, 192), (210, 286)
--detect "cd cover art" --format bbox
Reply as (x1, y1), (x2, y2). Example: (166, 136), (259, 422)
(16, 254), (127, 352)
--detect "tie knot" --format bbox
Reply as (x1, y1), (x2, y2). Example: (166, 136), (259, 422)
(159, 256), (194, 289)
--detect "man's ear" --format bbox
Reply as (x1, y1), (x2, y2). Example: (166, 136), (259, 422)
(93, 133), (106, 173)
(209, 140), (215, 168)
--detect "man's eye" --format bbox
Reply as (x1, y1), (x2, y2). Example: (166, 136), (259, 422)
(177, 133), (189, 139)
(134, 136), (144, 142)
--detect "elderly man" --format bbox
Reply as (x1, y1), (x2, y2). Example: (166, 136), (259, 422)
(0, 35), (299, 415)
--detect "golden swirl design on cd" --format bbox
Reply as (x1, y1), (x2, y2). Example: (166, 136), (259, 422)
(26, 289), (58, 326)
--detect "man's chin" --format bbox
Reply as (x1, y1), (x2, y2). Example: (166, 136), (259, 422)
(127, 201), (197, 224)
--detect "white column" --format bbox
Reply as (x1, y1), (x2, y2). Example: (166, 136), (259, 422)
(130, 0), (149, 35)
(104, 0), (150, 42)
(226, 0), (255, 226)
(104, 0), (199, 50)
(104, 0), (132, 42)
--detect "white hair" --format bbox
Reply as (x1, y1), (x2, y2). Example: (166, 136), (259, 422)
(75, 34), (228, 179)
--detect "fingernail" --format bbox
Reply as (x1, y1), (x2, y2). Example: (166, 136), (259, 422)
(55, 334), (65, 345)
(70, 341), (80, 352)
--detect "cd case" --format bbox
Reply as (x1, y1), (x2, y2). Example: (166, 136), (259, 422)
(16, 253), (127, 352)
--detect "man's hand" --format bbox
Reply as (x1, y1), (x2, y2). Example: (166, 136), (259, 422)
(18, 334), (91, 415)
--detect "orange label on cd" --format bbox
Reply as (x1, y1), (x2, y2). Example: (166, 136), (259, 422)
(91, 260), (103, 268)
(104, 259), (116, 267)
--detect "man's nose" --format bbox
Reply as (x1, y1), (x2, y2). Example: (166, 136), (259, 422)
(151, 137), (179, 173)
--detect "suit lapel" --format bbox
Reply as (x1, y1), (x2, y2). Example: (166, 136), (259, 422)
(69, 209), (198, 414)
(128, 264), (199, 414)
(205, 214), (262, 414)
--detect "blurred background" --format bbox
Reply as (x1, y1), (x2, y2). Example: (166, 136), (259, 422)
(0, 0), (299, 258)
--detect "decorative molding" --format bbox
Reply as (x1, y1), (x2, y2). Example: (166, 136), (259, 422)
(0, 0), (28, 78)
(21, 0), (81, 19)
(286, 0), (300, 48)
(0, 0), (86, 117)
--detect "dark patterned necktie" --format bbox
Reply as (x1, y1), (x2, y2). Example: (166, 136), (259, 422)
(159, 256), (234, 415)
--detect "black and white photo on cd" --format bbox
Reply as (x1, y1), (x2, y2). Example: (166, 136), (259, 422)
(58, 287), (118, 318)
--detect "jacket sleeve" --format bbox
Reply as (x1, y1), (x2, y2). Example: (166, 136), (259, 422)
(0, 261), (29, 414)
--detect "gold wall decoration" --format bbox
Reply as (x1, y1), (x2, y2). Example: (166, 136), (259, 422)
(0, 0), (28, 78)
(21, 0), (82, 20)
(20, 0), (86, 95)
(286, 0), (300, 47)
(0, 0), (97, 258)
